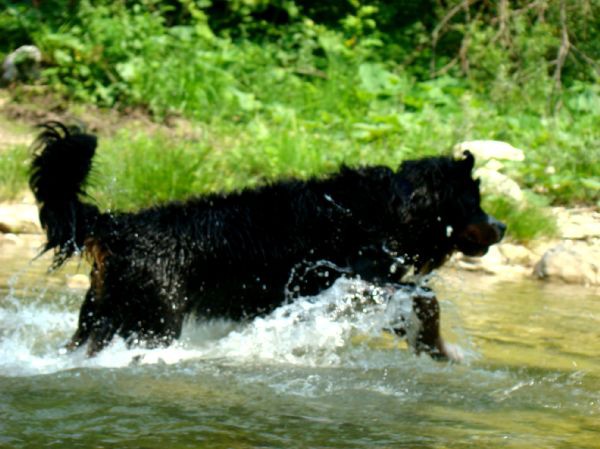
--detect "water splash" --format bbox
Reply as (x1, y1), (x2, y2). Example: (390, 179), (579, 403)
(201, 279), (416, 366)
(0, 276), (461, 377)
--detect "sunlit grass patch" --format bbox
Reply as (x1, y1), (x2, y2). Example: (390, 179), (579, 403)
(0, 145), (29, 201)
(88, 130), (210, 211)
(483, 194), (558, 243)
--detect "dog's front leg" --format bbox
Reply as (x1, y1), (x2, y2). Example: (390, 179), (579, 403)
(402, 292), (458, 362)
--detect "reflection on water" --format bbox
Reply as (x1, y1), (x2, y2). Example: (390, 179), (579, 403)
(1, 237), (599, 448)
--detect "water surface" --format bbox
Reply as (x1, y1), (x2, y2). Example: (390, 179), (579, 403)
(1, 239), (599, 448)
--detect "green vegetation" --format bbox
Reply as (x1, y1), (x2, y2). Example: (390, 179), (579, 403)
(0, 144), (28, 200)
(483, 194), (558, 242)
(1, 0), (599, 241)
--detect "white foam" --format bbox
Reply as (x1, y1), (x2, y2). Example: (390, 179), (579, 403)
(0, 278), (459, 377)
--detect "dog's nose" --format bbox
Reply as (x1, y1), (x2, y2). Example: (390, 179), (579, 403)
(487, 215), (507, 242)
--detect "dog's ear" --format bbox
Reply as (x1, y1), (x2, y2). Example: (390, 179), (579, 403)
(460, 150), (475, 173)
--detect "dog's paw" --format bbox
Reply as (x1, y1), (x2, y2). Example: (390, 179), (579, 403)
(441, 342), (465, 363)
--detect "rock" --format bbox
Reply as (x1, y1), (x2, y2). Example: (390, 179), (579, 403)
(0, 232), (44, 252)
(0, 233), (20, 246)
(534, 242), (600, 286)
(475, 167), (525, 203)
(0, 203), (41, 234)
(2, 45), (42, 84)
(552, 207), (600, 240)
(454, 140), (525, 202)
(499, 243), (535, 266)
(454, 140), (525, 162)
(453, 245), (505, 274)
(453, 242), (536, 276)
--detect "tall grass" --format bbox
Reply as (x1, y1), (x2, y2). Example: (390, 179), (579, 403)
(88, 130), (208, 211)
(483, 195), (558, 243)
(0, 145), (29, 200)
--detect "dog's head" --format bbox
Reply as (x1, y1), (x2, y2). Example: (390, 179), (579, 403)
(447, 151), (506, 256)
(394, 151), (506, 261)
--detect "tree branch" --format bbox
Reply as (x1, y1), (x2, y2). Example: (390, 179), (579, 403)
(430, 0), (480, 76)
(552, 0), (571, 92)
(570, 44), (600, 77)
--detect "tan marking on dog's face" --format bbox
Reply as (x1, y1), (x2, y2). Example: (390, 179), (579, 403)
(463, 221), (503, 247)
(455, 218), (506, 257)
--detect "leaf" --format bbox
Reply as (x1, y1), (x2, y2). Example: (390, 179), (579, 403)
(53, 49), (72, 65)
(352, 122), (395, 141)
(358, 63), (400, 96)
(116, 60), (138, 81)
(581, 178), (600, 191)
(231, 88), (262, 112)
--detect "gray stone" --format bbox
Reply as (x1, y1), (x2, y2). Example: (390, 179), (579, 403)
(454, 140), (525, 202)
(2, 45), (42, 83)
(0, 203), (41, 234)
(454, 140), (525, 162)
(66, 274), (91, 290)
(534, 242), (600, 286)
(552, 207), (600, 240)
(475, 167), (525, 203)
(499, 243), (535, 266)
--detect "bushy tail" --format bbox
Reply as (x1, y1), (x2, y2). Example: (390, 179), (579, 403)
(29, 122), (100, 268)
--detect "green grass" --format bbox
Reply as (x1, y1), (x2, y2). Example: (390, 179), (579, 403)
(89, 130), (209, 211)
(483, 195), (558, 243)
(62, 59), (600, 208)
(0, 145), (29, 200)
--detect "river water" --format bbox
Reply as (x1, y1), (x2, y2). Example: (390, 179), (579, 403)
(1, 238), (599, 448)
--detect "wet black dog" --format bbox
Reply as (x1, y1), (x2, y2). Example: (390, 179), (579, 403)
(30, 123), (505, 358)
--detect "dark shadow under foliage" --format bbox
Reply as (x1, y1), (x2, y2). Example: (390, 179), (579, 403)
(30, 122), (505, 358)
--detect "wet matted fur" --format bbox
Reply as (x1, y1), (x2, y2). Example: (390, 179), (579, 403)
(30, 122), (505, 358)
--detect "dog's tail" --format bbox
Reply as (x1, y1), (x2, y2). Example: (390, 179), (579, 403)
(29, 122), (100, 268)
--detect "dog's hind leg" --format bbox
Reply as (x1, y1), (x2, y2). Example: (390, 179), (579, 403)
(65, 288), (96, 351)
(123, 303), (186, 350)
(66, 288), (119, 356)
(86, 314), (119, 356)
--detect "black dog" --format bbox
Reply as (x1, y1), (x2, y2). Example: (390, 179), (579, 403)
(30, 122), (505, 358)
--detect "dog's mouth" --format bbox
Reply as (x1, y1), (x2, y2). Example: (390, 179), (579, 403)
(455, 215), (506, 257)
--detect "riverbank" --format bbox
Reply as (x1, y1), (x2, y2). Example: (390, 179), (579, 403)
(1, 196), (598, 287)
(448, 206), (600, 287)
